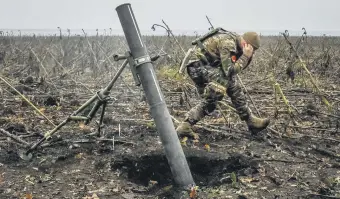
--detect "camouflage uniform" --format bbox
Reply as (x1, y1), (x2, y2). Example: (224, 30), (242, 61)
(177, 30), (270, 138)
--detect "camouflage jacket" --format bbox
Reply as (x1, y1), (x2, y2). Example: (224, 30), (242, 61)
(192, 31), (251, 79)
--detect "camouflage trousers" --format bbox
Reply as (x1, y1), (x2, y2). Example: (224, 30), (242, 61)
(184, 60), (251, 125)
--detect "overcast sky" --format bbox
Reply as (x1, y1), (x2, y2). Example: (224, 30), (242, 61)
(1, 0), (339, 35)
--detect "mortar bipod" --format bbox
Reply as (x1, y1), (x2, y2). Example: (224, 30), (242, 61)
(19, 52), (164, 161)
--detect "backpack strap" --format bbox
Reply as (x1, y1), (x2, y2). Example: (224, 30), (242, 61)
(192, 27), (234, 67)
(191, 27), (228, 45)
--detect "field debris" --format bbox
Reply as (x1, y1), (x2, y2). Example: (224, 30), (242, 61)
(0, 26), (340, 198)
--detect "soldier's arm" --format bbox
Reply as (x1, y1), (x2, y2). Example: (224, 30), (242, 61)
(219, 39), (250, 76)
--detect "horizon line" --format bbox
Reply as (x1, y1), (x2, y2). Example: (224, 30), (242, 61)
(1, 28), (340, 36)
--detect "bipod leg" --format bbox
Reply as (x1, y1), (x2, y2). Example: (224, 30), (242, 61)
(19, 118), (71, 160)
(20, 59), (129, 160)
(84, 92), (110, 125)
(20, 96), (98, 160)
(85, 100), (102, 123)
(84, 59), (130, 131)
(84, 93), (110, 137)
(97, 101), (108, 137)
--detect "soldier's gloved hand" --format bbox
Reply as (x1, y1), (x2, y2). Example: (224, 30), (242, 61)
(243, 43), (254, 58)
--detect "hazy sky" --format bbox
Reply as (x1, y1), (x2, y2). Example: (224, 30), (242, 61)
(1, 0), (339, 35)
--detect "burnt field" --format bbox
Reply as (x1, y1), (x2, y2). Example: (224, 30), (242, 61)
(0, 31), (340, 199)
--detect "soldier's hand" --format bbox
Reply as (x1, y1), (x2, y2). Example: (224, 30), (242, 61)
(243, 43), (254, 58)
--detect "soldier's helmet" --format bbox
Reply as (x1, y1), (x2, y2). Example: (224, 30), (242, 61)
(242, 32), (260, 50)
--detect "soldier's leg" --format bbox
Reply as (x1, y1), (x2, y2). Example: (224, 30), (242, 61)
(177, 81), (225, 138)
(185, 82), (224, 123)
(176, 61), (209, 138)
(227, 75), (270, 134)
(226, 75), (250, 120)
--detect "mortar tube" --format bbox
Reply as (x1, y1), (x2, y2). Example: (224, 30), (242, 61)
(115, 3), (195, 190)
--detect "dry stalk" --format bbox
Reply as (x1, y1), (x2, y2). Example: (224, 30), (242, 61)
(0, 128), (30, 147)
(0, 75), (56, 127)
(297, 57), (332, 110)
(29, 48), (48, 77)
(47, 50), (94, 93)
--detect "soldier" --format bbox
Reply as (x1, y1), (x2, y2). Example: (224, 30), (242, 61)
(176, 28), (270, 139)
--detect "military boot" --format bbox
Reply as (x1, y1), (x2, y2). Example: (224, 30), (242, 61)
(176, 99), (215, 139)
(246, 114), (270, 135)
(176, 101), (209, 140)
(176, 121), (199, 140)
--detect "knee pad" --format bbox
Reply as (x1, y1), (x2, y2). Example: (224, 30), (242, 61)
(203, 81), (226, 101)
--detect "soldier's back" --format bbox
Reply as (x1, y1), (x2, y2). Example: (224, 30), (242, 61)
(203, 32), (239, 58)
